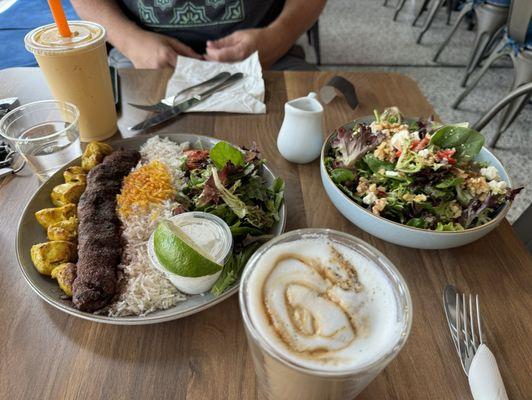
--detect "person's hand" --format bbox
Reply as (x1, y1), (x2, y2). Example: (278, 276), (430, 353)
(205, 28), (286, 68)
(123, 30), (202, 68)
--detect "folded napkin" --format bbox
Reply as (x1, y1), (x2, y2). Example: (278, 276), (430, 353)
(162, 51), (266, 114)
(468, 344), (509, 400)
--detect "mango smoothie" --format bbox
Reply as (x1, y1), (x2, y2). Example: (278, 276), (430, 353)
(25, 21), (117, 142)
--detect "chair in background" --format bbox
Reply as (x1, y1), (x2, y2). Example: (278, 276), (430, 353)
(472, 82), (532, 146)
(306, 21), (321, 65)
(433, 0), (510, 87)
(415, 0), (458, 43)
(455, 0), (532, 145)
(392, 0), (408, 21)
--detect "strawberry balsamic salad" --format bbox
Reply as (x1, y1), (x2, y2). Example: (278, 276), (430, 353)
(324, 108), (522, 231)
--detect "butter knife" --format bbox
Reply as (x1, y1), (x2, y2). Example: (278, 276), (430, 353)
(128, 71), (231, 112)
(129, 72), (244, 131)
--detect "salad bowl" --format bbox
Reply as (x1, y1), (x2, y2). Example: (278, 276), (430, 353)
(320, 118), (513, 250)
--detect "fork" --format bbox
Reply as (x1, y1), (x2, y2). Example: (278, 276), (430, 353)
(452, 289), (509, 399)
(455, 292), (483, 374)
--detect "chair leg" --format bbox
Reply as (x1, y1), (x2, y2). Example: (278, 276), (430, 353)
(393, 0), (408, 21)
(446, 0), (454, 25)
(460, 32), (492, 87)
(473, 83), (532, 136)
(413, 0), (431, 26)
(416, 0), (446, 44)
(460, 4), (509, 87)
(433, 2), (474, 62)
(452, 40), (511, 109)
(495, 52), (532, 138)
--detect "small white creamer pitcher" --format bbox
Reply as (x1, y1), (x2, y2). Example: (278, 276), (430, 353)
(277, 92), (324, 164)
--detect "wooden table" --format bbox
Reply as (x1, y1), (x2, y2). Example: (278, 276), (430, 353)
(1, 68), (531, 400)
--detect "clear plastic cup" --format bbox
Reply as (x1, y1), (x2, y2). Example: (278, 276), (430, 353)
(239, 229), (413, 400)
(25, 21), (117, 142)
(0, 100), (81, 181)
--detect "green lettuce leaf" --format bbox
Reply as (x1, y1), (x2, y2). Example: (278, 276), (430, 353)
(212, 168), (247, 218)
(210, 141), (245, 170)
(435, 222), (465, 231)
(211, 242), (262, 296)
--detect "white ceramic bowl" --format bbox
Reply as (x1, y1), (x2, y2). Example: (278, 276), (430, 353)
(320, 123), (513, 249)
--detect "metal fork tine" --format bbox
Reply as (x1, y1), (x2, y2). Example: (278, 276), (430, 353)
(456, 293), (462, 364)
(462, 293), (469, 355)
(470, 294), (477, 350)
(476, 295), (483, 344)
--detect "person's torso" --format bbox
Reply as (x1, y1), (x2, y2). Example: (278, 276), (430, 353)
(119, 0), (285, 53)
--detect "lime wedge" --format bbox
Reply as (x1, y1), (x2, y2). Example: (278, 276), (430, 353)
(153, 220), (223, 277)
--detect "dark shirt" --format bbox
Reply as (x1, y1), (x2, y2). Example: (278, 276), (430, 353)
(119, 0), (285, 53)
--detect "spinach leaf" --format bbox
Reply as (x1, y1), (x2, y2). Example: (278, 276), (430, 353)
(430, 125), (485, 161)
(331, 168), (356, 184)
(436, 177), (463, 189)
(363, 153), (395, 174)
(406, 218), (428, 229)
(210, 141), (245, 169)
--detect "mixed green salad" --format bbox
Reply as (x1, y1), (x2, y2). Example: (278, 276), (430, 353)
(180, 141), (284, 294)
(324, 107), (521, 231)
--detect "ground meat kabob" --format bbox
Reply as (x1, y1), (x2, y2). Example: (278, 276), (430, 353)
(72, 149), (140, 312)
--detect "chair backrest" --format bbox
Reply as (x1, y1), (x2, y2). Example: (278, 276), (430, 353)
(507, 0), (532, 44)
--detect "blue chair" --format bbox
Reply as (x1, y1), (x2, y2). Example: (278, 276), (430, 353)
(455, 0), (532, 146)
(433, 0), (510, 88)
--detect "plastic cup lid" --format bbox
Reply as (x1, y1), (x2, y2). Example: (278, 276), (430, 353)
(24, 21), (106, 55)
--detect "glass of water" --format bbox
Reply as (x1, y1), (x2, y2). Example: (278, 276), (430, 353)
(0, 100), (81, 181)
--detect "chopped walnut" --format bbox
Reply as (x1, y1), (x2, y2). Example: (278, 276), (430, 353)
(374, 141), (396, 163)
(449, 201), (462, 218)
(466, 177), (489, 197)
(403, 193), (427, 203)
(356, 177), (369, 195)
(372, 198), (387, 215)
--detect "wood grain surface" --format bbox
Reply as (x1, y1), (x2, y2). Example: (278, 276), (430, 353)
(0, 68), (530, 400)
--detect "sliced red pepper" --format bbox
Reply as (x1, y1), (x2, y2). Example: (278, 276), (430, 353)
(410, 140), (420, 150)
(414, 136), (430, 151)
(395, 149), (402, 158)
(436, 149), (456, 164)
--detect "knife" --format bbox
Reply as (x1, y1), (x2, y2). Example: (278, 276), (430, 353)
(129, 72), (244, 131)
(128, 71), (232, 112)
(443, 284), (461, 355)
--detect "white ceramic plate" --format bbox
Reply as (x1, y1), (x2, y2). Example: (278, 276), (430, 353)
(16, 134), (286, 324)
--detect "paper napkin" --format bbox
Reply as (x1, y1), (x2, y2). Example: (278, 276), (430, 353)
(163, 51), (266, 114)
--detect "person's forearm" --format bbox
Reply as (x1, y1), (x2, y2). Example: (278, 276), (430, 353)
(265, 0), (327, 59)
(70, 0), (142, 54)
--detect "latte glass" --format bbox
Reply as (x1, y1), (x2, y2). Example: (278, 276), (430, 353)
(239, 229), (413, 400)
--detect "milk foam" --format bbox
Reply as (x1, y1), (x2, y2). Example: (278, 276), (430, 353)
(246, 238), (402, 372)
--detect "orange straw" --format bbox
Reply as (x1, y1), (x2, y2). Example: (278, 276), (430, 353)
(47, 0), (72, 37)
